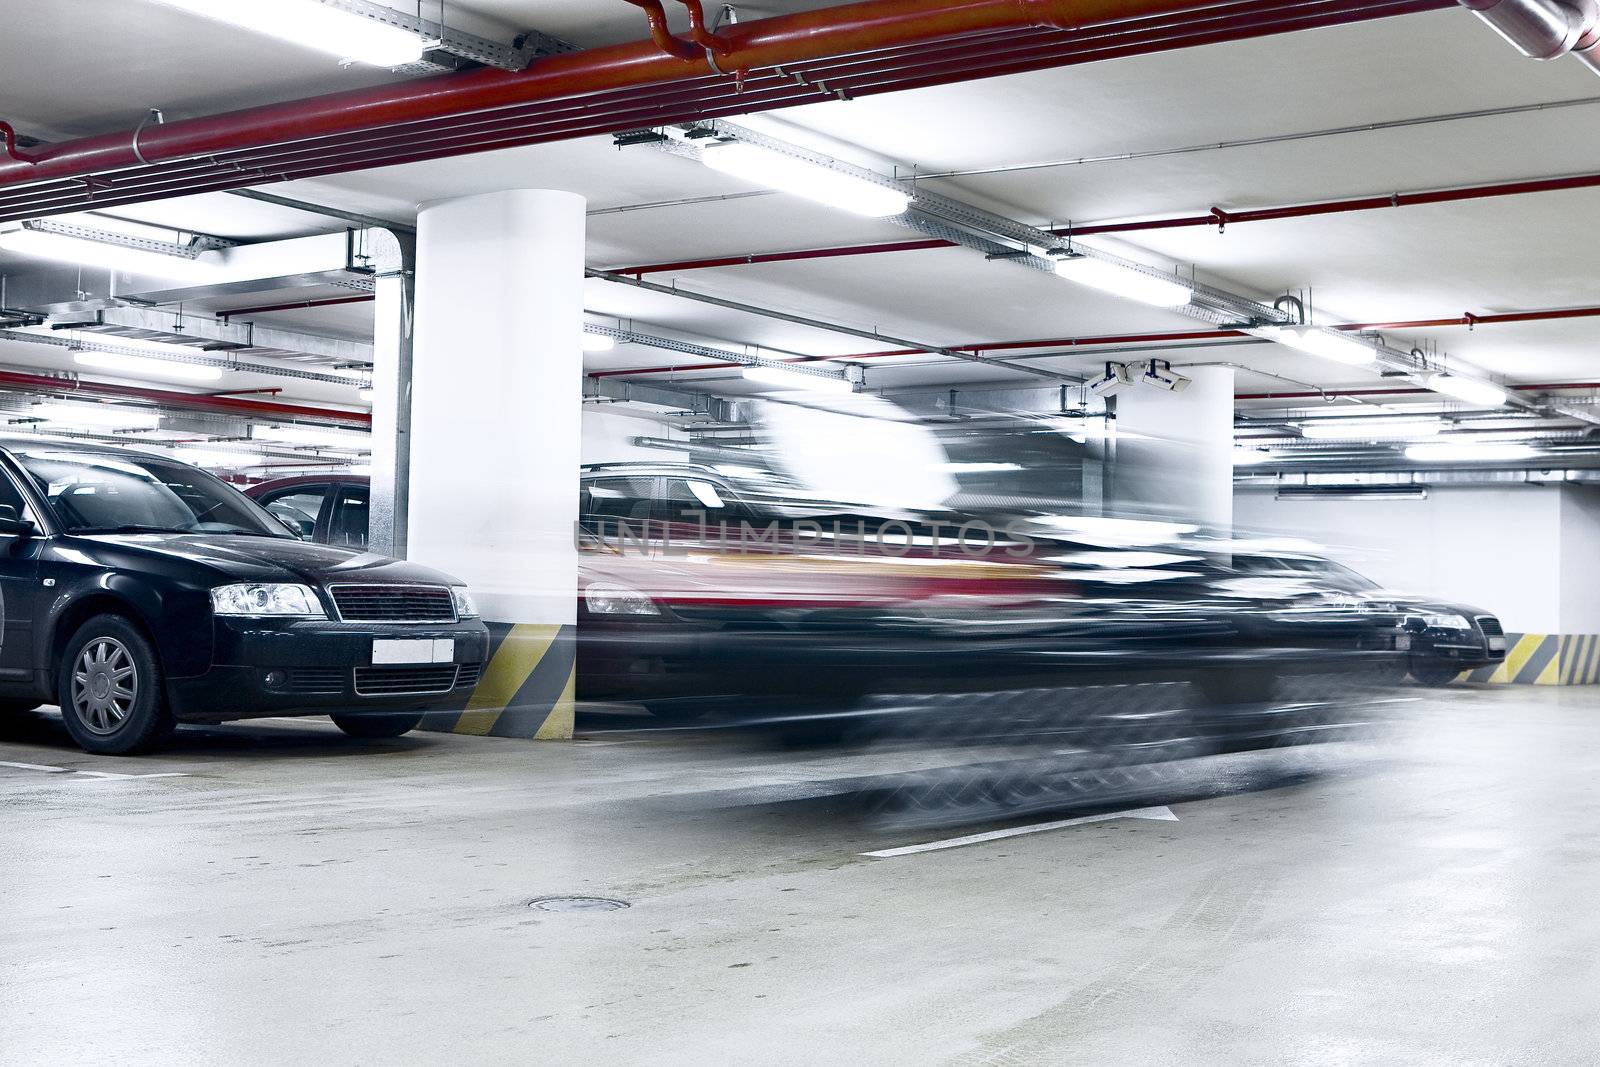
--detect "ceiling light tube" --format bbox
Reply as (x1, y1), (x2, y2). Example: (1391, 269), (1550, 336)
(1428, 373), (1508, 407)
(1298, 418), (1444, 440)
(1257, 326), (1377, 365)
(0, 226), (217, 281)
(253, 424), (371, 448)
(32, 403), (160, 429)
(149, 0), (426, 67)
(700, 142), (911, 218)
(582, 331), (617, 353)
(1053, 255), (1193, 308)
(74, 351), (224, 383)
(741, 364), (854, 394)
(1405, 442), (1536, 462)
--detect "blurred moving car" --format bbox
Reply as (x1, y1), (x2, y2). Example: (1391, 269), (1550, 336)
(1231, 551), (1504, 685)
(0, 438), (486, 754)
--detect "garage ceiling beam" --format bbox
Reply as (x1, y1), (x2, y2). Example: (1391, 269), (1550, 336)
(608, 168), (1600, 278)
(52, 306), (374, 368)
(0, 0), (1451, 220)
(0, 364), (368, 425)
(587, 268), (1085, 385)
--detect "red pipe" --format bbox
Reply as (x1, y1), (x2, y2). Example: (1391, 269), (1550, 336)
(621, 0), (704, 61)
(0, 0), (1450, 219)
(0, 369), (370, 426)
(588, 305), (1600, 379)
(0, 2), (1430, 219)
(610, 169), (1600, 277)
(1240, 381), (1600, 400)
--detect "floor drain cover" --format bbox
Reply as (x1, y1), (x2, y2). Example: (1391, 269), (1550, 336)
(529, 896), (630, 913)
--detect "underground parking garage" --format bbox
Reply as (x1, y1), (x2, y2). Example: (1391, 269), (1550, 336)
(2, 0), (1599, 1061)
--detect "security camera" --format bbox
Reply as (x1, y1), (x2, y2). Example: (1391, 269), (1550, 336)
(1142, 359), (1192, 392)
(1088, 362), (1133, 397)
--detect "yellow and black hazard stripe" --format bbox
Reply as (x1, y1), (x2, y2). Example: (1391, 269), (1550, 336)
(421, 622), (575, 739)
(1457, 633), (1600, 686)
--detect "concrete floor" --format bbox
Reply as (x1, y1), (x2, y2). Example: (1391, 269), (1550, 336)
(2, 686), (1597, 1065)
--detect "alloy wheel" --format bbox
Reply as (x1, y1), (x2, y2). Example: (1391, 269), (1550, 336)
(70, 637), (138, 735)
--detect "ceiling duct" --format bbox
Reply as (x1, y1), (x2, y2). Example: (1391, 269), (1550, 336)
(1460, 0), (1600, 72)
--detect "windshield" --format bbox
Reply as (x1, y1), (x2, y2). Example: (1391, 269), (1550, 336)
(13, 449), (289, 537)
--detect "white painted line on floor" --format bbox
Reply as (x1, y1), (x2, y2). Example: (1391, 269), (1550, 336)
(861, 805), (1178, 859)
(72, 771), (191, 781)
(0, 759), (69, 773)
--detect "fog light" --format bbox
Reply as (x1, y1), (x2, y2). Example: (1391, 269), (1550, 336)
(264, 669), (288, 689)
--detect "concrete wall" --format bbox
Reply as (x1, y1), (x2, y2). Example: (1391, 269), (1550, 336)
(1234, 485), (1568, 632)
(581, 408), (688, 464)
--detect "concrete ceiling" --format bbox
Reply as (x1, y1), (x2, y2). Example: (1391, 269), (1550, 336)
(0, 1), (1595, 418)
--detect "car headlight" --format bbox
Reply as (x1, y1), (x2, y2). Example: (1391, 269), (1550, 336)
(1419, 612), (1471, 630)
(584, 583), (659, 616)
(210, 583), (325, 618)
(451, 586), (480, 619)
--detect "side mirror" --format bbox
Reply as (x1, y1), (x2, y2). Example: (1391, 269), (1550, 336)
(0, 504), (35, 538)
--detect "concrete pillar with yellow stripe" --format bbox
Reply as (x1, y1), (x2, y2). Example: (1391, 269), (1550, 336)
(1456, 633), (1600, 686)
(404, 189), (584, 740)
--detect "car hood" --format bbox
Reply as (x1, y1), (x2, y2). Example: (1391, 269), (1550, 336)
(85, 533), (463, 586)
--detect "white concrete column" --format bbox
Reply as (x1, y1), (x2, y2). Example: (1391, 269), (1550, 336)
(408, 189), (585, 739)
(1110, 365), (1235, 531)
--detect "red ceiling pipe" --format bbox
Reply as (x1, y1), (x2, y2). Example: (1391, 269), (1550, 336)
(0, 1), (1432, 219)
(591, 305), (1600, 379)
(611, 169), (1600, 277)
(0, 0), (1451, 214)
(621, 0), (704, 60)
(0, 368), (370, 426)
(1240, 381), (1600, 399)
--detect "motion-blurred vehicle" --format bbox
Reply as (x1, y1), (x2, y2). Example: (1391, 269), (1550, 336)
(1230, 551), (1504, 685)
(0, 438), (486, 754)
(253, 461), (1414, 729)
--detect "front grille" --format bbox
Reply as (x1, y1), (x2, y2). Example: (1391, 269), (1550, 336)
(354, 665), (459, 696)
(329, 584), (455, 623)
(1477, 616), (1504, 637)
(286, 667), (345, 695)
(455, 662), (483, 689)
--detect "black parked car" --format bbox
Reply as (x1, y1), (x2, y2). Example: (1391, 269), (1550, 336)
(0, 436), (487, 754)
(1230, 552), (1504, 685)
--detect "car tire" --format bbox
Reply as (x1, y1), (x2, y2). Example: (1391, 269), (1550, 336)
(1410, 660), (1463, 686)
(331, 712), (423, 738)
(58, 616), (173, 756)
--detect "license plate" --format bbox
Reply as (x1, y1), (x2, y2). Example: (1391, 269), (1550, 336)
(371, 638), (455, 664)
(1488, 636), (1506, 652)
(1395, 634), (1412, 652)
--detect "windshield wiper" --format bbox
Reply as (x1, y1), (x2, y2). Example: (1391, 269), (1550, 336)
(70, 524), (185, 535)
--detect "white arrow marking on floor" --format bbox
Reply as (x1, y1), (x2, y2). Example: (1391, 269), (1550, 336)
(861, 805), (1178, 858)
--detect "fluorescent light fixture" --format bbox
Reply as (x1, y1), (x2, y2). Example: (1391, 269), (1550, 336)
(1405, 442), (1536, 463)
(0, 225), (216, 281)
(700, 141), (911, 218)
(1298, 418), (1444, 440)
(74, 351), (223, 383)
(253, 424), (371, 448)
(1258, 326), (1377, 366)
(173, 447), (265, 469)
(582, 331), (616, 353)
(33, 403), (160, 429)
(149, 0), (425, 66)
(1053, 255), (1193, 308)
(741, 364), (854, 395)
(358, 388), (374, 402)
(1428, 373), (1508, 407)
(1233, 448), (1277, 465)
